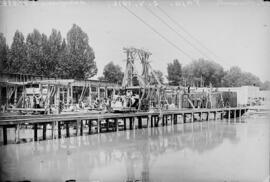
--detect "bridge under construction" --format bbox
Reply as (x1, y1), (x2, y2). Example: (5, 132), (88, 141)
(0, 47), (248, 145)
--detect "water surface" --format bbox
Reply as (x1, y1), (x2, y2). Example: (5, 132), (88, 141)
(0, 117), (269, 182)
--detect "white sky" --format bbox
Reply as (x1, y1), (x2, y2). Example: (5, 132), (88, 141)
(0, 0), (269, 81)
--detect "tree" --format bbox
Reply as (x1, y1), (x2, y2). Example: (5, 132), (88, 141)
(57, 38), (69, 78)
(167, 59), (182, 85)
(8, 30), (28, 73)
(26, 29), (43, 75)
(222, 66), (262, 87)
(183, 59), (225, 87)
(66, 24), (97, 79)
(0, 33), (9, 72)
(260, 81), (270, 90)
(150, 70), (164, 85)
(47, 29), (62, 77)
(102, 61), (123, 84)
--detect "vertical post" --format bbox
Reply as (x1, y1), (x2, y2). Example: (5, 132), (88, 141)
(56, 86), (60, 114)
(106, 119), (109, 132)
(88, 120), (92, 134)
(76, 120), (79, 136)
(228, 110), (231, 122)
(200, 112), (203, 121)
(42, 123), (47, 140)
(58, 121), (61, 138)
(3, 126), (7, 145)
(133, 117), (136, 130)
(138, 117), (142, 129)
(14, 86), (17, 105)
(71, 86), (73, 105)
(214, 111), (217, 120)
(183, 113), (186, 123)
(115, 118), (119, 132)
(51, 121), (55, 139)
(15, 124), (20, 143)
(105, 87), (108, 99)
(150, 116), (153, 127)
(67, 87), (70, 106)
(221, 111), (224, 120)
(123, 118), (127, 130)
(97, 119), (100, 134)
(207, 112), (210, 121)
(34, 123), (38, 141)
(97, 86), (100, 100)
(148, 115), (151, 128)
(191, 113), (194, 123)
(239, 109), (241, 118)
(89, 85), (92, 105)
(174, 114), (177, 124)
(66, 122), (70, 138)
(129, 117), (133, 130)
(80, 120), (83, 136)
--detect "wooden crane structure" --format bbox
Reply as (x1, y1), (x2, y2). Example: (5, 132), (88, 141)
(120, 47), (169, 111)
(122, 47), (161, 88)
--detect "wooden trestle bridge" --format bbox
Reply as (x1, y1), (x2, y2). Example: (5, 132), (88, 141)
(0, 107), (248, 145)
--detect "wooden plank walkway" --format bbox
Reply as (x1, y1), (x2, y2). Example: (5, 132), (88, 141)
(0, 107), (248, 145)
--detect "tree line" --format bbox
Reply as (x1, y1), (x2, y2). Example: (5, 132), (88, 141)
(0, 24), (97, 79)
(99, 59), (269, 90)
(0, 25), (269, 90)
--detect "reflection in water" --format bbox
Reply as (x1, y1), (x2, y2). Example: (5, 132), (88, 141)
(0, 118), (269, 182)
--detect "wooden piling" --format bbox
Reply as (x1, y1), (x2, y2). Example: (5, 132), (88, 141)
(129, 117), (133, 130)
(115, 118), (118, 132)
(123, 118), (127, 130)
(162, 115), (165, 126)
(220, 112), (223, 120)
(97, 119), (100, 134)
(138, 117), (142, 129)
(34, 123), (38, 141)
(58, 121), (61, 138)
(3, 126), (7, 145)
(42, 123), (47, 140)
(51, 121), (55, 139)
(80, 120), (83, 136)
(15, 124), (20, 143)
(66, 122), (70, 137)
(88, 120), (92, 134)
(75, 120), (79, 136)
(173, 115), (176, 125)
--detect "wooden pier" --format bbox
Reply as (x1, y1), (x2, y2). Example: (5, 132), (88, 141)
(0, 107), (248, 145)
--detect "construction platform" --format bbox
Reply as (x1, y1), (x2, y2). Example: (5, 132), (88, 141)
(0, 107), (248, 145)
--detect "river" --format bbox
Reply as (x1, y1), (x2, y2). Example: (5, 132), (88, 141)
(0, 115), (269, 182)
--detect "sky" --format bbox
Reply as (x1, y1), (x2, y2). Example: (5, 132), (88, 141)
(0, 0), (270, 81)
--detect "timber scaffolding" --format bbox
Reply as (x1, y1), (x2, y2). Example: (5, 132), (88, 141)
(0, 107), (248, 145)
